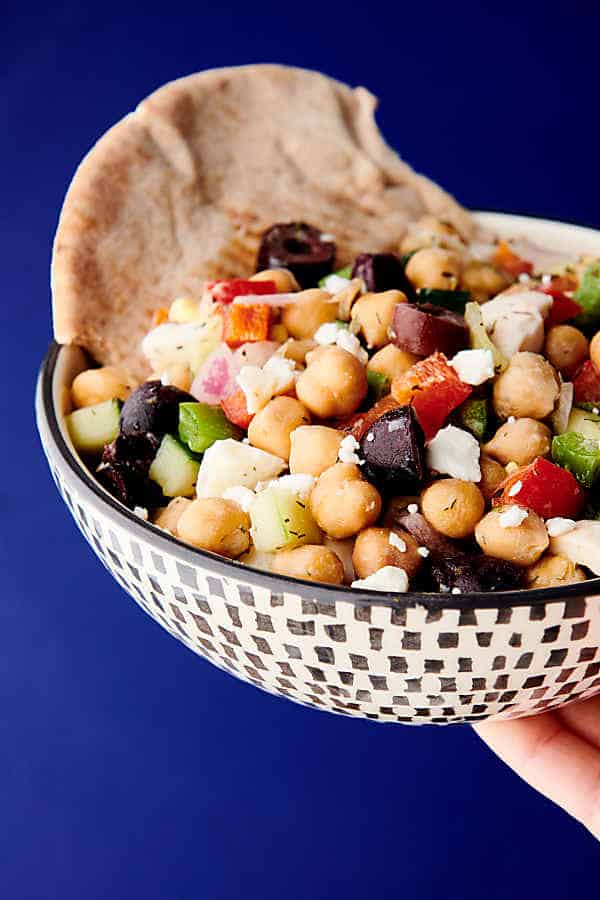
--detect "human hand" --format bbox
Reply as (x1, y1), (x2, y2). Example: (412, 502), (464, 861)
(474, 696), (600, 839)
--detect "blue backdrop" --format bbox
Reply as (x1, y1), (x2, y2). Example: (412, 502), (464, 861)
(4, 2), (600, 897)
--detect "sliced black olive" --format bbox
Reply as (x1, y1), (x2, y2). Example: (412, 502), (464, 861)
(430, 555), (523, 593)
(256, 222), (335, 288)
(351, 252), (414, 296)
(392, 302), (468, 357)
(120, 382), (195, 441)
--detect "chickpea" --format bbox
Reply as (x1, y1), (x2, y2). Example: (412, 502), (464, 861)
(289, 425), (343, 476)
(474, 507), (549, 566)
(71, 366), (135, 408)
(271, 545), (345, 585)
(460, 261), (509, 302)
(336, 278), (363, 321)
(177, 498), (250, 558)
(367, 344), (419, 382)
(405, 246), (462, 291)
(400, 215), (463, 255)
(250, 267), (300, 293)
(493, 352), (560, 420)
(483, 418), (552, 467)
(248, 397), (310, 460)
(350, 290), (406, 348)
(281, 289), (338, 339)
(310, 463), (382, 539)
(296, 346), (368, 418)
(479, 454), (508, 502)
(153, 497), (192, 535)
(323, 537), (356, 584)
(352, 527), (422, 580)
(280, 338), (317, 365)
(524, 553), (587, 589)
(420, 479), (485, 539)
(590, 330), (600, 370)
(544, 325), (589, 376)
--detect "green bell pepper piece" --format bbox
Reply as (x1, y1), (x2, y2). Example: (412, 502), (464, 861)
(575, 263), (600, 326)
(178, 402), (242, 454)
(552, 431), (600, 489)
(457, 397), (488, 440)
(417, 288), (470, 314)
(366, 369), (390, 402)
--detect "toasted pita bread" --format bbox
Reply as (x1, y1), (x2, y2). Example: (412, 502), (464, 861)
(52, 64), (474, 376)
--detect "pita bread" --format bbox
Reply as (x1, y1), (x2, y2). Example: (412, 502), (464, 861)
(52, 64), (474, 377)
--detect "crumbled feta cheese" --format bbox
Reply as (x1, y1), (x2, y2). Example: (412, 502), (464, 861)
(133, 506), (148, 520)
(449, 348), (495, 385)
(545, 517), (576, 538)
(389, 532), (407, 553)
(541, 274), (553, 286)
(260, 474), (315, 498)
(388, 420), (403, 433)
(320, 233), (335, 243)
(426, 425), (481, 482)
(407, 503), (419, 515)
(549, 520), (600, 574)
(222, 485), (256, 512)
(351, 566), (409, 592)
(142, 321), (214, 372)
(508, 480), (522, 497)
(338, 434), (363, 465)
(196, 439), (286, 498)
(439, 583), (450, 593)
(236, 355), (296, 414)
(594, 407), (600, 416)
(366, 432), (375, 442)
(499, 506), (529, 528)
(507, 416), (516, 424)
(417, 546), (430, 558)
(335, 329), (369, 364)
(451, 587), (462, 595)
(518, 272), (531, 283)
(314, 321), (347, 345)
(321, 274), (352, 294)
(505, 461), (519, 475)
(160, 371), (171, 386)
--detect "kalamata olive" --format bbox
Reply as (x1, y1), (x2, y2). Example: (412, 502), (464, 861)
(429, 555), (523, 593)
(359, 406), (425, 492)
(120, 381), (195, 440)
(96, 452), (164, 511)
(104, 433), (161, 474)
(390, 511), (463, 558)
(351, 253), (413, 296)
(256, 223), (335, 289)
(392, 302), (468, 357)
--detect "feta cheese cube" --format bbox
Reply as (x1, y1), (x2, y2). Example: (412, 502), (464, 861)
(549, 520), (600, 574)
(196, 439), (286, 498)
(236, 355), (296, 414)
(499, 506), (529, 528)
(449, 349), (495, 385)
(426, 425), (481, 482)
(351, 566), (409, 592)
(338, 434), (363, 465)
(321, 274), (352, 294)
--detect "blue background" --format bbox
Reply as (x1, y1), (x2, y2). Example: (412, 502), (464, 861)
(4, 2), (600, 897)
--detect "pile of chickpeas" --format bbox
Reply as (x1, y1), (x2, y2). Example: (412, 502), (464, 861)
(71, 214), (600, 591)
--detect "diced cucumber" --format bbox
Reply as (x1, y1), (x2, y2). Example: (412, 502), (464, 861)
(149, 434), (199, 497)
(464, 302), (508, 372)
(552, 432), (600, 489)
(567, 407), (600, 441)
(250, 486), (321, 552)
(367, 369), (390, 402)
(66, 399), (121, 454)
(179, 402), (242, 454)
(457, 397), (488, 440)
(417, 288), (470, 314)
(575, 263), (600, 326)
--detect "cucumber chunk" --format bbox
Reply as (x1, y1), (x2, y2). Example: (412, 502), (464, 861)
(250, 486), (321, 552)
(457, 397), (488, 440)
(575, 263), (600, 326)
(567, 407), (600, 441)
(149, 434), (200, 497)
(179, 402), (242, 454)
(66, 399), (121, 454)
(552, 431), (600, 489)
(464, 302), (508, 372)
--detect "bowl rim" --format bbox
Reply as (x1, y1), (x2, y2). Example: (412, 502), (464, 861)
(36, 210), (600, 612)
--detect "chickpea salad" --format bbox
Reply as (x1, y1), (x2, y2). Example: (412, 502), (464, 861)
(65, 219), (600, 594)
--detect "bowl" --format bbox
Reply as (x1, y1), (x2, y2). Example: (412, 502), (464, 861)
(36, 212), (600, 725)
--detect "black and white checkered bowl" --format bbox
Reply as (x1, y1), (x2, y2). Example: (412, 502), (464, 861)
(36, 213), (600, 725)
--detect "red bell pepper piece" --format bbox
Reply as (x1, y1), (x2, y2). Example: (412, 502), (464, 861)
(221, 304), (272, 348)
(492, 457), (585, 519)
(492, 241), (534, 278)
(221, 389), (253, 429)
(572, 360), (600, 406)
(544, 289), (582, 328)
(207, 279), (277, 304)
(392, 352), (472, 440)
(337, 395), (401, 441)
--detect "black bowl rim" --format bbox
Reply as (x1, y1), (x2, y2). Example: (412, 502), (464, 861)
(37, 211), (600, 612)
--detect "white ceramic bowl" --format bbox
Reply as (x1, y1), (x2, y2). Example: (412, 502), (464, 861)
(36, 212), (600, 725)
